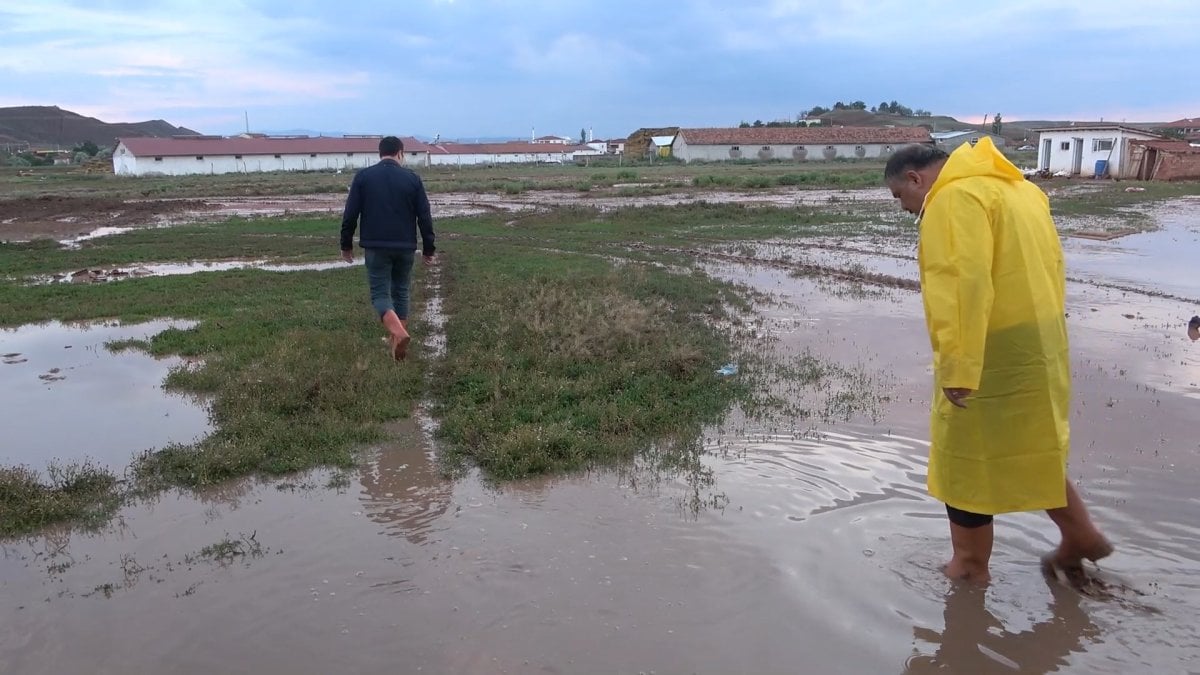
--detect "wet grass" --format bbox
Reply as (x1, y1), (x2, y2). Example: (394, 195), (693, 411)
(432, 249), (744, 478)
(1046, 180), (1200, 222)
(0, 161), (887, 200)
(0, 202), (895, 535)
(0, 462), (120, 536)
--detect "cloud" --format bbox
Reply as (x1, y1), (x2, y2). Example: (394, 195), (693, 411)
(0, 0), (1196, 137)
(510, 32), (645, 76)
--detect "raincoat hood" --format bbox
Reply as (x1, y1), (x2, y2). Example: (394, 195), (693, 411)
(926, 137), (1023, 204)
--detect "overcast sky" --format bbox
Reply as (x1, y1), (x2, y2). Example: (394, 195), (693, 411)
(1, 0), (1196, 139)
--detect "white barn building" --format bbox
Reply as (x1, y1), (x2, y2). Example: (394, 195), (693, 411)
(672, 126), (932, 163)
(1034, 124), (1162, 178)
(113, 135), (432, 176)
(425, 141), (600, 166)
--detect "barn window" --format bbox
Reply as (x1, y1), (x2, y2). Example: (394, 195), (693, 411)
(195, 155), (204, 160)
(731, 145), (740, 151)
(346, 152), (354, 157)
(154, 157), (163, 162)
(825, 145), (835, 150)
(855, 145), (864, 151)
(1060, 141), (1070, 150)
(310, 153), (317, 158)
(762, 145), (770, 151)
(235, 155), (243, 159)
(274, 154), (282, 159)
(1092, 139), (1114, 151)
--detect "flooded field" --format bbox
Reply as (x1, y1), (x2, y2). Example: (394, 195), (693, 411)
(2, 189), (1199, 674)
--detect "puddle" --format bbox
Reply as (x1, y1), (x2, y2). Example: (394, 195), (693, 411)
(35, 259), (351, 285)
(1063, 197), (1200, 302)
(0, 320), (211, 473)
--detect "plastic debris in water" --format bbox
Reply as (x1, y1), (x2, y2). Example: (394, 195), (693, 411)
(715, 363), (738, 376)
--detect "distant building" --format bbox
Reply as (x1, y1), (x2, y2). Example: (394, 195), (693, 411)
(1125, 139), (1200, 181)
(425, 141), (600, 166)
(112, 135), (431, 176)
(531, 135), (573, 145)
(649, 135), (676, 158)
(931, 130), (1007, 151)
(671, 126), (932, 163)
(1034, 125), (1163, 178)
(1158, 117), (1200, 136)
(603, 139), (626, 155)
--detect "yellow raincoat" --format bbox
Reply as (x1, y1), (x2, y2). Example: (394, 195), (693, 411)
(919, 137), (1070, 515)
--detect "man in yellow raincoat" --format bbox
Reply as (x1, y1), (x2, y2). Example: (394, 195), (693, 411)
(885, 139), (1112, 582)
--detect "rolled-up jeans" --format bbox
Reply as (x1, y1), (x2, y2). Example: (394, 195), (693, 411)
(363, 248), (415, 319)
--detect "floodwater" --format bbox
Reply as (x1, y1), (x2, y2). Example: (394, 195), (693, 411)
(0, 320), (211, 474)
(3, 206), (1200, 674)
(35, 259), (350, 285)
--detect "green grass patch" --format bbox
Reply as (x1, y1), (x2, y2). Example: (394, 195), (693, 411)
(432, 247), (742, 478)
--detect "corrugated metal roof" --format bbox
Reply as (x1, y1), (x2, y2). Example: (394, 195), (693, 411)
(650, 135), (676, 146)
(118, 136), (434, 157)
(677, 126), (931, 145)
(931, 130), (976, 140)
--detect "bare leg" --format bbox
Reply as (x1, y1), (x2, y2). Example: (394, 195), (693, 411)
(945, 521), (993, 583)
(1045, 481), (1113, 570)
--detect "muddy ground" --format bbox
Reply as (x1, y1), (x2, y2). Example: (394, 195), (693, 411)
(0, 187), (890, 242)
(2, 194), (1199, 673)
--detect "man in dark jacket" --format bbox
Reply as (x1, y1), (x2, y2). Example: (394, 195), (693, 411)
(340, 136), (435, 360)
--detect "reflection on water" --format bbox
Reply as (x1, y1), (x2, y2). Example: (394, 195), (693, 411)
(359, 418), (453, 546)
(0, 320), (211, 473)
(904, 580), (1099, 675)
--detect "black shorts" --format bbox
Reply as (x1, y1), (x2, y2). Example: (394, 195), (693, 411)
(946, 504), (994, 528)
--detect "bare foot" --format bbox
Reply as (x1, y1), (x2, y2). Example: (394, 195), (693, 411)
(1047, 535), (1114, 572)
(942, 559), (991, 584)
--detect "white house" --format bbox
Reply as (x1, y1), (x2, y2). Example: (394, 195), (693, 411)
(604, 139), (626, 155)
(531, 135), (573, 145)
(1034, 125), (1162, 178)
(671, 126), (932, 163)
(113, 135), (431, 176)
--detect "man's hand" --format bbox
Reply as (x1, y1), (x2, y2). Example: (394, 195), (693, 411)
(943, 388), (973, 408)
(340, 249), (354, 263)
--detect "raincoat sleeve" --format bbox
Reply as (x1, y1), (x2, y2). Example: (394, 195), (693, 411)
(921, 186), (995, 390)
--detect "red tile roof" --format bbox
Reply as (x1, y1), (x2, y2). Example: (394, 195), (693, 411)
(1159, 118), (1200, 129)
(117, 136), (433, 157)
(677, 126), (932, 146)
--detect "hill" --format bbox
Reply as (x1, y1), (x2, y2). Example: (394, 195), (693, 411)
(0, 106), (198, 150)
(813, 109), (1037, 142)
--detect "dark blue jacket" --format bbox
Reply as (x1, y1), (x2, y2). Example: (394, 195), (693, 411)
(340, 159), (435, 255)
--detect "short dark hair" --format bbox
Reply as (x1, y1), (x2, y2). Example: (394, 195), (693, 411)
(884, 144), (948, 181)
(378, 136), (403, 157)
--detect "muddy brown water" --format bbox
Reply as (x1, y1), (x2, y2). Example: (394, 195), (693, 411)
(3, 213), (1200, 673)
(0, 320), (211, 474)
